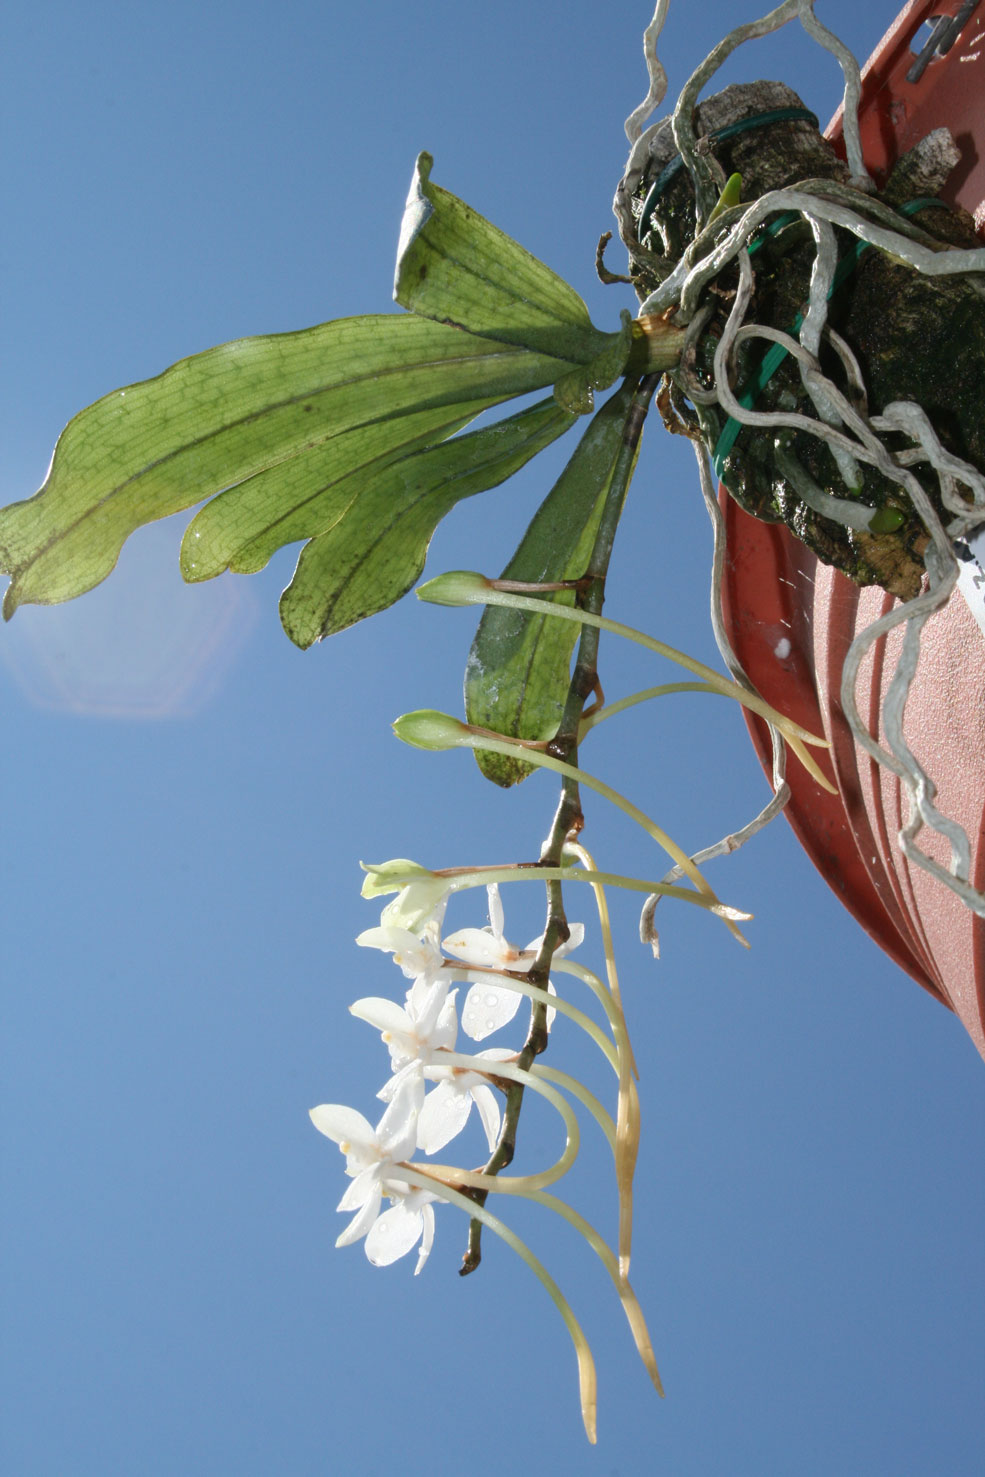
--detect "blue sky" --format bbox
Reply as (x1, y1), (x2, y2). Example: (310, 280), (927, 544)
(2, 3), (982, 1473)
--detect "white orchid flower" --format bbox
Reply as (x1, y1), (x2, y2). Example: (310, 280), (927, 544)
(381, 883), (449, 936)
(441, 883), (534, 970)
(418, 1047), (514, 1154)
(350, 979), (508, 1154)
(355, 917), (445, 985)
(309, 1079), (438, 1272)
(359, 859), (451, 934)
(349, 977), (458, 1100)
(442, 884), (583, 1041)
(364, 1185), (439, 1274)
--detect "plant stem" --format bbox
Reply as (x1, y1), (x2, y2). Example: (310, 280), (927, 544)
(461, 374), (659, 1274)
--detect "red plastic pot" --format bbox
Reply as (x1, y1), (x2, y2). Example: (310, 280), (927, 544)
(720, 0), (985, 1059)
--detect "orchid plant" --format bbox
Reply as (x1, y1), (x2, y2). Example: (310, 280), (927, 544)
(2, 0), (983, 1444)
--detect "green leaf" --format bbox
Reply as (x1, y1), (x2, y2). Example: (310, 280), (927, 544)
(0, 314), (577, 618)
(279, 396), (576, 648)
(552, 311), (634, 414)
(180, 399), (478, 582)
(395, 153), (624, 369)
(465, 381), (637, 786)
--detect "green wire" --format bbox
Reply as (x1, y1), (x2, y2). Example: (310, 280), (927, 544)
(637, 106), (819, 244)
(711, 198), (946, 477)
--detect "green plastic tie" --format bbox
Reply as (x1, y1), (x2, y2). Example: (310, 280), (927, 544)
(637, 108), (819, 245)
(711, 198), (945, 479)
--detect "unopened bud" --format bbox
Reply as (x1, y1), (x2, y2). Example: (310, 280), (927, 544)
(416, 570), (492, 607)
(359, 858), (450, 931)
(360, 858), (432, 897)
(392, 709), (471, 750)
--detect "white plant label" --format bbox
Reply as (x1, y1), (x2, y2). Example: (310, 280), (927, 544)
(955, 526), (985, 640)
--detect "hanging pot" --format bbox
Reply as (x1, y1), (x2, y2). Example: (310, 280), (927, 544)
(719, 0), (985, 1058)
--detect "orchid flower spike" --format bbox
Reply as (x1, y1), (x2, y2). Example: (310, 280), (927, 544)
(309, 1078), (438, 1273)
(443, 884), (583, 1040)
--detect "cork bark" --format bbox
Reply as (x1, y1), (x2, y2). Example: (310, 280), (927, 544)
(625, 83), (985, 598)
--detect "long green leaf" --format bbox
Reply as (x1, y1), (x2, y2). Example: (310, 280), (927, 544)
(395, 153), (628, 375)
(279, 398), (576, 648)
(0, 314), (579, 617)
(465, 382), (636, 786)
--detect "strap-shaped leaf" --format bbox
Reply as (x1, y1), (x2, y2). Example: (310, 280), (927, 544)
(465, 382), (637, 786)
(0, 314), (577, 617)
(280, 397), (576, 648)
(395, 153), (626, 370)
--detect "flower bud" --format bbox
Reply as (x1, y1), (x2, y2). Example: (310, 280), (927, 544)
(360, 859), (451, 933)
(416, 570), (492, 607)
(392, 709), (471, 750)
(360, 858), (433, 897)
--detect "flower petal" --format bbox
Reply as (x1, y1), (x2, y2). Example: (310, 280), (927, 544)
(433, 992), (459, 1051)
(487, 883), (505, 940)
(556, 922), (585, 957)
(470, 1083), (502, 1153)
(335, 1183), (383, 1247)
(354, 924), (416, 953)
(417, 1080), (472, 1153)
(376, 1078), (422, 1159)
(381, 881), (450, 934)
(415, 1203), (435, 1275)
(365, 1200), (425, 1266)
(461, 980), (522, 1040)
(337, 1163), (381, 1212)
(357, 924), (443, 982)
(377, 1060), (424, 1103)
(406, 976), (452, 1035)
(349, 997), (412, 1035)
(309, 1103), (375, 1148)
(521, 921), (583, 967)
(441, 926), (507, 968)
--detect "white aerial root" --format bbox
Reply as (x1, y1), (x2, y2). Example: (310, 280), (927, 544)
(624, 0), (671, 146)
(615, 0), (871, 253)
(617, 0), (674, 254)
(796, 2), (871, 189)
(619, 2), (985, 918)
(638, 442), (792, 952)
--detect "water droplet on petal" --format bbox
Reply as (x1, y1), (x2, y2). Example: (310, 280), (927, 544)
(484, 1018), (495, 1032)
(484, 992), (499, 1007)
